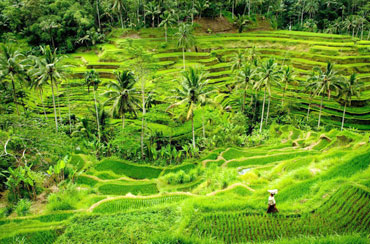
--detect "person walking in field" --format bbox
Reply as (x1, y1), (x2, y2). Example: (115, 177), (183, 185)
(267, 189), (278, 213)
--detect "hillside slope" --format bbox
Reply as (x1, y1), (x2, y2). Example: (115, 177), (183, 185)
(1, 126), (369, 243)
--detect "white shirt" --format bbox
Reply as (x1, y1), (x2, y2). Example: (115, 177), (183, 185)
(268, 196), (276, 205)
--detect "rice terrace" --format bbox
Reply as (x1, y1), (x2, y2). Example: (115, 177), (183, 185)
(0, 0), (370, 243)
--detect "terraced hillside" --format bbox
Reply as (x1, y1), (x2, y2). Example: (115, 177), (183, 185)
(26, 29), (370, 131)
(1, 126), (369, 243)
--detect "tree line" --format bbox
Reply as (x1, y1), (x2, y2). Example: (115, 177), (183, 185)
(0, 0), (369, 52)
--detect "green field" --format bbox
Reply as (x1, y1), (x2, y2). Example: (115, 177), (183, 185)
(1, 125), (369, 243)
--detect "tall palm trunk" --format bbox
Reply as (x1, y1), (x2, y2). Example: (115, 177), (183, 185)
(141, 80), (146, 159)
(55, 82), (62, 123)
(306, 95), (312, 121)
(191, 113), (195, 149)
(39, 90), (47, 120)
(259, 86), (266, 133)
(341, 101), (347, 131)
(152, 14), (155, 27)
(300, 1), (305, 26)
(182, 47), (186, 70)
(96, 0), (101, 30)
(232, 0), (235, 19)
(120, 12), (124, 29)
(265, 94), (271, 125)
(93, 89), (101, 141)
(165, 23), (168, 42)
(317, 94), (324, 129)
(242, 90), (246, 112)
(50, 76), (58, 132)
(282, 81), (288, 106)
(11, 76), (19, 115)
(122, 114), (125, 128)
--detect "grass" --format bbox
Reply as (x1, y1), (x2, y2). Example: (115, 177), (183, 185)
(93, 195), (190, 213)
(161, 163), (197, 175)
(227, 151), (312, 168)
(98, 183), (159, 195)
(94, 159), (162, 179)
(76, 175), (99, 187)
(0, 229), (61, 244)
(56, 207), (178, 243)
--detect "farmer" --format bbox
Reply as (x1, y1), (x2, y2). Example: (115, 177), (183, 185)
(267, 189), (278, 213)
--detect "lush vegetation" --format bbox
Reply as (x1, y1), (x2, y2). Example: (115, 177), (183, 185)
(1, 1), (370, 243)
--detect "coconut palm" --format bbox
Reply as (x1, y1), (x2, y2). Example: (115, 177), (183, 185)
(254, 58), (282, 132)
(235, 63), (256, 112)
(145, 1), (160, 28)
(195, 0), (209, 19)
(305, 0), (319, 19)
(159, 10), (177, 42)
(340, 73), (362, 131)
(29, 66), (49, 120)
(281, 66), (295, 107)
(175, 23), (195, 70)
(305, 70), (320, 121)
(166, 66), (214, 149)
(230, 50), (245, 73)
(103, 70), (140, 129)
(0, 44), (25, 115)
(85, 70), (102, 141)
(33, 45), (68, 132)
(309, 62), (342, 129)
(112, 0), (126, 29)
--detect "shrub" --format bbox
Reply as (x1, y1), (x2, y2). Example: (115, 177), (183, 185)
(164, 168), (203, 185)
(46, 184), (87, 211)
(15, 199), (31, 217)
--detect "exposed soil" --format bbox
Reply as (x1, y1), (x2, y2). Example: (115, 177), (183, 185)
(195, 17), (235, 33)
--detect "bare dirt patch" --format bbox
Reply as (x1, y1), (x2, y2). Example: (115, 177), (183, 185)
(195, 17), (235, 33)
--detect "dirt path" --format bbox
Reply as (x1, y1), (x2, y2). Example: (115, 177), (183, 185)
(201, 148), (229, 167)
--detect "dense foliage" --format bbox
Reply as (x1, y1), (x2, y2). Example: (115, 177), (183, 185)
(1, 0), (369, 52)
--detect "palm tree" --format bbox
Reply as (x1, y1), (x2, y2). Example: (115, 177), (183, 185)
(340, 73), (362, 131)
(0, 44), (25, 115)
(96, 0), (101, 30)
(235, 63), (256, 112)
(33, 45), (68, 132)
(112, 0), (126, 29)
(145, 1), (160, 28)
(29, 66), (49, 120)
(159, 10), (177, 42)
(305, 70), (320, 121)
(175, 23), (195, 70)
(281, 66), (295, 107)
(254, 58), (281, 132)
(103, 71), (139, 129)
(195, 0), (209, 19)
(166, 66), (214, 149)
(305, 0), (319, 19)
(85, 70), (102, 141)
(230, 50), (245, 73)
(310, 62), (342, 129)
